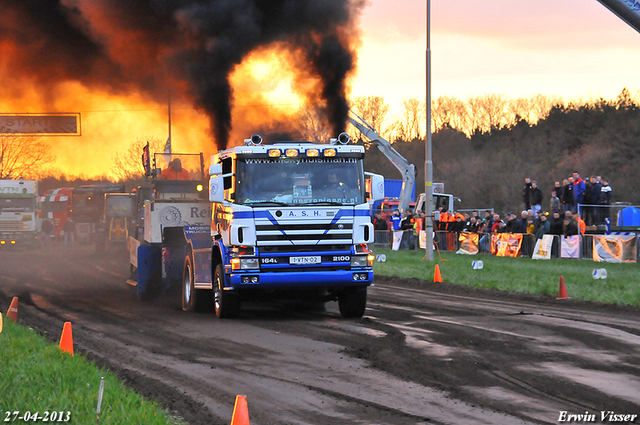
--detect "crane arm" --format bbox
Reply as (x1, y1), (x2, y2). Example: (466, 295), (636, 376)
(348, 109), (416, 214)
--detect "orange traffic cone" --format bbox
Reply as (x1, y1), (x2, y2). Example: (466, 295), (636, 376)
(59, 322), (73, 356)
(557, 275), (569, 300)
(0, 312), (3, 334)
(434, 264), (442, 283)
(6, 297), (18, 321)
(230, 395), (250, 425)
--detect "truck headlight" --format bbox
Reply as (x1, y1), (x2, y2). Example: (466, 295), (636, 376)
(232, 258), (260, 270)
(351, 256), (369, 267)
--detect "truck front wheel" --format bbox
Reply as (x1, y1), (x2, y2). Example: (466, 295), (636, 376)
(338, 287), (367, 318)
(213, 263), (240, 318)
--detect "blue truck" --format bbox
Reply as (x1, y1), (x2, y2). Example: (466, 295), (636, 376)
(207, 133), (384, 318)
(130, 136), (385, 319)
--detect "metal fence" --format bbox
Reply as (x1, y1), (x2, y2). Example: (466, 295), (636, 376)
(576, 203), (640, 227)
(373, 230), (640, 262)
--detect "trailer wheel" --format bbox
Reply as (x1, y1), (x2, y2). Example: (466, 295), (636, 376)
(338, 287), (367, 318)
(182, 255), (196, 312)
(213, 263), (240, 318)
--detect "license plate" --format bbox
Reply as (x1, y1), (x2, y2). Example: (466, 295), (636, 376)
(289, 256), (321, 265)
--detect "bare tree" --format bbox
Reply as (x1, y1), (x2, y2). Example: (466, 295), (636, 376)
(431, 96), (469, 134)
(509, 97), (533, 125)
(474, 94), (510, 132)
(401, 98), (424, 141)
(466, 96), (487, 133)
(111, 136), (165, 182)
(349, 96), (390, 144)
(529, 94), (563, 122)
(0, 136), (56, 179)
(295, 106), (332, 143)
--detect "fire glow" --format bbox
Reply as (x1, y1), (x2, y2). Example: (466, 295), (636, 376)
(0, 0), (363, 178)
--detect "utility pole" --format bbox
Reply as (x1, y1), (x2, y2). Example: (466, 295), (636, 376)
(424, 0), (434, 261)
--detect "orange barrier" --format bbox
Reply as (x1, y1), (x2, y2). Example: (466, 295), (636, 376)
(6, 297), (18, 321)
(59, 322), (74, 356)
(230, 395), (250, 425)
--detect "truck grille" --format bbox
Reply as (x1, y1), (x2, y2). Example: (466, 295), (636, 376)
(254, 220), (353, 246)
(258, 244), (350, 253)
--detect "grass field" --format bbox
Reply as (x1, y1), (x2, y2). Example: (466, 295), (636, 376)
(0, 317), (184, 425)
(372, 248), (640, 307)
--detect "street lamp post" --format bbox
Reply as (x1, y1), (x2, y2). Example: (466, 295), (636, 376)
(425, 0), (434, 261)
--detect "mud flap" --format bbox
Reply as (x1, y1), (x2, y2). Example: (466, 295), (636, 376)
(162, 245), (187, 293)
(137, 245), (162, 300)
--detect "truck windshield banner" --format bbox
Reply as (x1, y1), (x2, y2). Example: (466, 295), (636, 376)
(237, 157), (364, 206)
(244, 158), (357, 165)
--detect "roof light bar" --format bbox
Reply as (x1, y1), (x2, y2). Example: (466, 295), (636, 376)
(323, 148), (336, 157)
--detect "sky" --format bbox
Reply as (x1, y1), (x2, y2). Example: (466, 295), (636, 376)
(5, 0), (640, 178)
(353, 0), (640, 118)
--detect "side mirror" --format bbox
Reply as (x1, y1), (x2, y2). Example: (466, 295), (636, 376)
(209, 164), (222, 176)
(366, 172), (385, 202)
(209, 164), (224, 203)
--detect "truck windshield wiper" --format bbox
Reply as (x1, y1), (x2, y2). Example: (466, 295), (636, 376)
(248, 201), (291, 206)
(304, 201), (345, 206)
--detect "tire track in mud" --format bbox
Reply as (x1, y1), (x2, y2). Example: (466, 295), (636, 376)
(2, 250), (640, 424)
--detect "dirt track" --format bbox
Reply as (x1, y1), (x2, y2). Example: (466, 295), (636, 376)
(1, 245), (639, 424)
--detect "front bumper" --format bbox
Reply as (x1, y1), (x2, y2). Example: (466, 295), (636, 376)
(0, 232), (39, 246)
(228, 269), (373, 290)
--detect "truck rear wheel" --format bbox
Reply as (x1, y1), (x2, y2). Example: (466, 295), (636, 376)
(338, 287), (367, 318)
(182, 255), (196, 312)
(213, 263), (240, 318)
(183, 254), (213, 312)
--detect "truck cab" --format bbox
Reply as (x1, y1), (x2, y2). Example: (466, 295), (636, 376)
(128, 153), (212, 305)
(0, 179), (39, 247)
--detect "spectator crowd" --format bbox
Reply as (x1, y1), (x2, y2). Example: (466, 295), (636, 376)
(371, 170), (613, 252)
(523, 171), (612, 226)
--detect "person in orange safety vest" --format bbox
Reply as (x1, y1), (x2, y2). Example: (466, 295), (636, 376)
(576, 213), (586, 236)
(160, 158), (191, 180)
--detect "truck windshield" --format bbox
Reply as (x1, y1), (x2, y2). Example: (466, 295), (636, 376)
(42, 201), (68, 213)
(0, 198), (35, 212)
(235, 157), (365, 205)
(155, 153), (204, 181)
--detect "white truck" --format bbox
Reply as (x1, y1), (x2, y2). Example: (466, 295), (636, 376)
(0, 179), (40, 247)
(128, 153), (213, 304)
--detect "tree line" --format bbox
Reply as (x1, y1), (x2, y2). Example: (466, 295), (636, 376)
(360, 89), (640, 214)
(3, 89), (639, 214)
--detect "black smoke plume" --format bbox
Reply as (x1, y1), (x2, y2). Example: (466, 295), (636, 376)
(1, 0), (364, 148)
